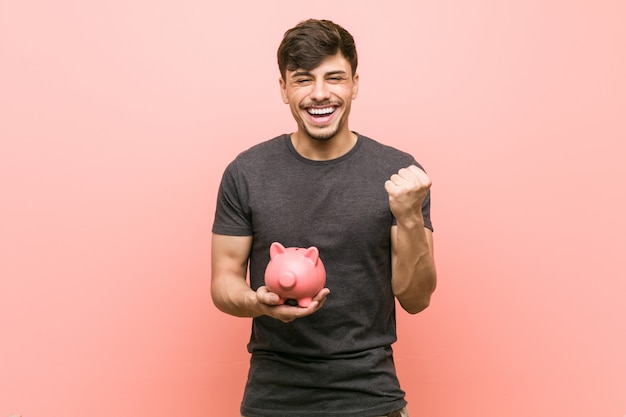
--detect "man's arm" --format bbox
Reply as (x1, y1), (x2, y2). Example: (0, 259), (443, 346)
(210, 233), (330, 322)
(390, 224), (436, 314)
(385, 165), (437, 314)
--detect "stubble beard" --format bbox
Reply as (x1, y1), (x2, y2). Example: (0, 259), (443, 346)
(303, 124), (338, 141)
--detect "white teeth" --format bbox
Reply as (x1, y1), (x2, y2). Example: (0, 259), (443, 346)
(308, 107), (335, 115)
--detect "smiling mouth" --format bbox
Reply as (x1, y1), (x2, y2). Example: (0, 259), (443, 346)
(307, 106), (336, 116)
(305, 106), (337, 124)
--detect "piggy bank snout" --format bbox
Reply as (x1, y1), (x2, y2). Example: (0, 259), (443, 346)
(278, 271), (297, 290)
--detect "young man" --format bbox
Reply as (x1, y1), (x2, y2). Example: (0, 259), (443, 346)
(211, 19), (436, 417)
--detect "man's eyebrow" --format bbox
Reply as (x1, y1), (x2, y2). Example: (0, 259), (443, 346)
(290, 70), (348, 77)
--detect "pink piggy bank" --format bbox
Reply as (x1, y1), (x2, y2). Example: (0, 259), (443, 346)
(264, 242), (326, 307)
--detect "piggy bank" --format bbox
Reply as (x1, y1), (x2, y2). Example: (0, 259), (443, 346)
(264, 242), (326, 307)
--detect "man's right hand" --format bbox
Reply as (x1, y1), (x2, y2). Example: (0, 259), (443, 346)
(255, 286), (330, 323)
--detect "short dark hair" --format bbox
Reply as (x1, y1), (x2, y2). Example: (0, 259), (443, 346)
(277, 19), (358, 79)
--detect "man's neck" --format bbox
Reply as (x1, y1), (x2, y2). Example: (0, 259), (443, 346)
(290, 130), (357, 161)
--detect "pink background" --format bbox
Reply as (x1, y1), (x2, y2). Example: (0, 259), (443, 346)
(1, 1), (625, 416)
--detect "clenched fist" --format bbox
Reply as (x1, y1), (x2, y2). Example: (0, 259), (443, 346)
(384, 165), (432, 225)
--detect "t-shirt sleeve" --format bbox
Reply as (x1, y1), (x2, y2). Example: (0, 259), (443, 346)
(212, 160), (254, 236)
(421, 190), (433, 232)
(415, 159), (433, 232)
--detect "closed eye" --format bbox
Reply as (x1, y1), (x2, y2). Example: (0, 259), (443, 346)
(327, 72), (348, 83)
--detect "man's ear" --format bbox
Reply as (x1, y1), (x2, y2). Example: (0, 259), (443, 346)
(279, 77), (289, 104)
(352, 73), (359, 100)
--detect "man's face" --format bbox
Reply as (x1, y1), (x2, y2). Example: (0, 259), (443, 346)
(280, 52), (359, 141)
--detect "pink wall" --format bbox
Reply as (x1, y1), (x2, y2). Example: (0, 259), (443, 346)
(1, 1), (624, 416)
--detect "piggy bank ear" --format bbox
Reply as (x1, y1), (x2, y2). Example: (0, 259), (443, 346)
(269, 242), (286, 259)
(303, 246), (320, 263)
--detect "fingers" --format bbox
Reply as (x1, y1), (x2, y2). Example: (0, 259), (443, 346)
(313, 287), (331, 301)
(387, 165), (430, 189)
(309, 287), (330, 310)
(387, 165), (431, 192)
(271, 301), (319, 323)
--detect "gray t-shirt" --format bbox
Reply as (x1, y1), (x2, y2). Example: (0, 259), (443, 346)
(212, 133), (432, 417)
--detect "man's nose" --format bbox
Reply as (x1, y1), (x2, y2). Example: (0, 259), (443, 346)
(310, 79), (331, 101)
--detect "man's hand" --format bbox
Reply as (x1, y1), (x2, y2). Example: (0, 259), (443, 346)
(384, 165), (432, 225)
(255, 286), (330, 323)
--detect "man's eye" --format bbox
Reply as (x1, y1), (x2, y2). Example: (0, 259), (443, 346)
(296, 79), (311, 84)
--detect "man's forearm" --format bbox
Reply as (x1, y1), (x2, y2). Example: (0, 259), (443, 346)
(211, 274), (263, 318)
(391, 221), (437, 314)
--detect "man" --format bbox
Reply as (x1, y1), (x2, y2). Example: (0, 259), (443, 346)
(211, 19), (436, 417)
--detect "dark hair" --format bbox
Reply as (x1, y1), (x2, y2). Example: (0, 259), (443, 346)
(277, 19), (358, 79)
